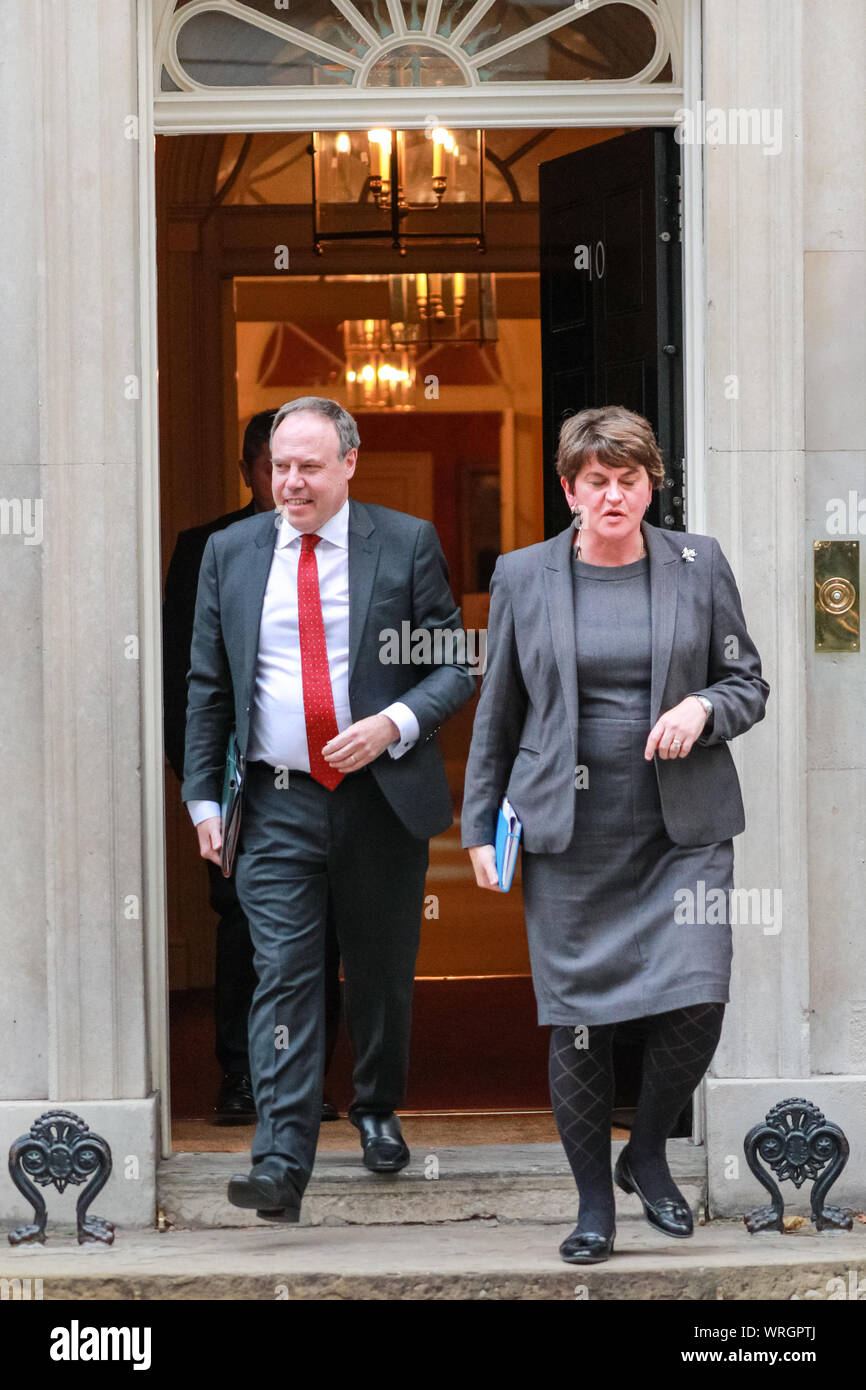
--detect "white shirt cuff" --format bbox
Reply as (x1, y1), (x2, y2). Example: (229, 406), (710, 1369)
(187, 799), (222, 827)
(380, 701), (420, 760)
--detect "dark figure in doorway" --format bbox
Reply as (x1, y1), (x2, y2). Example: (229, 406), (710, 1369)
(163, 409), (343, 1124)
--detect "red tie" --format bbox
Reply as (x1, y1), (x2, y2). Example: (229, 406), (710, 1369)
(298, 533), (343, 790)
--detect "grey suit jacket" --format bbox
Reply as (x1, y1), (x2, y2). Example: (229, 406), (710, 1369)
(461, 520), (770, 853)
(182, 499), (475, 841)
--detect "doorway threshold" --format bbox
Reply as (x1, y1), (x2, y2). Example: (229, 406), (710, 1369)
(172, 1110), (585, 1154)
(158, 1137), (706, 1231)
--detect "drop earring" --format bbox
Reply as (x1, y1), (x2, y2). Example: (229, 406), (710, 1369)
(571, 505), (582, 559)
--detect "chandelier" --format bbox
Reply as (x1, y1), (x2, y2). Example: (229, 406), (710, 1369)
(341, 270), (497, 408)
(311, 128), (486, 254)
(388, 272), (497, 347)
(343, 319), (415, 410)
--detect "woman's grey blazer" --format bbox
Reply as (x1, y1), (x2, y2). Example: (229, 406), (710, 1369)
(461, 520), (770, 854)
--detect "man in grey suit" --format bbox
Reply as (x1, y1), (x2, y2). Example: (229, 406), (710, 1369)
(183, 397), (474, 1220)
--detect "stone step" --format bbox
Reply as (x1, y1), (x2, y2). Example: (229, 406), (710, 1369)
(4, 1219), (865, 1301)
(157, 1139), (706, 1230)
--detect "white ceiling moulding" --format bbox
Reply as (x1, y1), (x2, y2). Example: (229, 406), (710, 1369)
(152, 0), (685, 134)
(153, 86), (684, 135)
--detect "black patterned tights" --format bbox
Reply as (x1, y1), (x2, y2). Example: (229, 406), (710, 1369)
(549, 1002), (725, 1237)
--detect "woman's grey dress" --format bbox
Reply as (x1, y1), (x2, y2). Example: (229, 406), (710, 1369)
(520, 553), (733, 1026)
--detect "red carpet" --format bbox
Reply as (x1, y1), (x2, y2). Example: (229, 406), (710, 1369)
(169, 976), (549, 1118)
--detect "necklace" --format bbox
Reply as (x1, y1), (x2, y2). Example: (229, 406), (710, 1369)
(574, 534), (646, 563)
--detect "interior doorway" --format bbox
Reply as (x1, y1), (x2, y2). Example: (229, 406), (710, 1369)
(156, 122), (686, 1147)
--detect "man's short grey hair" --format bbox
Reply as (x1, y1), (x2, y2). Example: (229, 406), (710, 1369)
(270, 397), (360, 459)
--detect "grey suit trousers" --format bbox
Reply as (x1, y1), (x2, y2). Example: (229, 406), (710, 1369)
(235, 761), (429, 1193)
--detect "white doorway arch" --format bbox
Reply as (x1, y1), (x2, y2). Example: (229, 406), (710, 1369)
(140, 0), (706, 1154)
(152, 0), (689, 130)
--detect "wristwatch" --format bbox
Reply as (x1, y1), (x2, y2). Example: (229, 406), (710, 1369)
(691, 694), (714, 729)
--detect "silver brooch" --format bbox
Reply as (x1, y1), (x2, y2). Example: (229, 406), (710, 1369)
(681, 547), (696, 563)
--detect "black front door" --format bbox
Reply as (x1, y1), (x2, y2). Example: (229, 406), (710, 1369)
(538, 128), (684, 538)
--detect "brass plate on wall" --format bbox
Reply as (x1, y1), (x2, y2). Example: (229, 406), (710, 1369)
(814, 540), (859, 651)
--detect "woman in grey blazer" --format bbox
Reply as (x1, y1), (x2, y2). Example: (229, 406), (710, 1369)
(462, 406), (769, 1264)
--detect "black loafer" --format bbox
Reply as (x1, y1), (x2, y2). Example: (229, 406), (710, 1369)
(228, 1163), (302, 1221)
(614, 1149), (693, 1238)
(352, 1113), (410, 1173)
(559, 1227), (616, 1264)
(321, 1096), (339, 1122)
(216, 1073), (256, 1123)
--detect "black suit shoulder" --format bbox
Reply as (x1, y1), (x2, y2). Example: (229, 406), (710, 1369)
(163, 502), (255, 780)
(171, 501), (257, 568)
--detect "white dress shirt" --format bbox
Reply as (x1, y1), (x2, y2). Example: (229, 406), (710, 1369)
(187, 499), (418, 826)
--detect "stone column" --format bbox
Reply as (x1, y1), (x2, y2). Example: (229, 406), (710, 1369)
(702, 0), (866, 1217)
(801, 0), (866, 1082)
(0, 0), (156, 1226)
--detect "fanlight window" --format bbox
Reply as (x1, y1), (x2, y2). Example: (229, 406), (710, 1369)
(158, 0), (677, 92)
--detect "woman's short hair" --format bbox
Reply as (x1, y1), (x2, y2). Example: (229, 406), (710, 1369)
(555, 406), (665, 491)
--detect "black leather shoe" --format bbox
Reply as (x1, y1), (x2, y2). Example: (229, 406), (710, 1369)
(321, 1096), (339, 1122)
(614, 1149), (693, 1238)
(228, 1162), (302, 1222)
(216, 1073), (256, 1123)
(255, 1206), (301, 1224)
(352, 1113), (410, 1172)
(558, 1226), (616, 1264)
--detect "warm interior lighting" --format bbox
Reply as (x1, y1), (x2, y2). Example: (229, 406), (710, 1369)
(342, 315), (415, 409)
(311, 129), (486, 252)
(388, 272), (498, 346)
(431, 127), (453, 181)
(376, 364), (411, 383)
(367, 128), (392, 184)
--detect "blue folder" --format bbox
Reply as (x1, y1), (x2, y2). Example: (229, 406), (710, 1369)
(495, 795), (523, 891)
